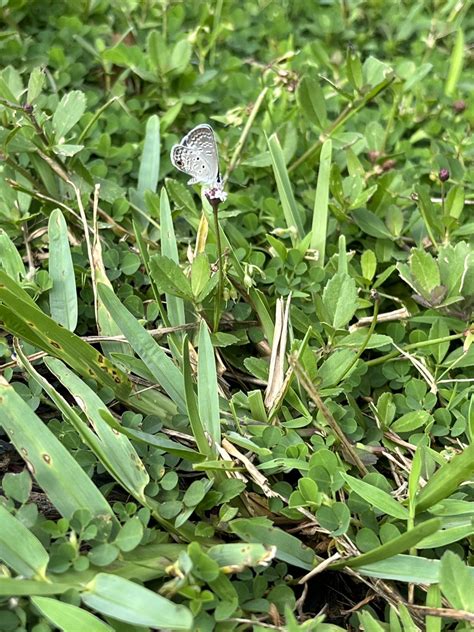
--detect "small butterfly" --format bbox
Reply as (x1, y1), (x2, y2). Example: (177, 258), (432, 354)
(170, 124), (221, 189)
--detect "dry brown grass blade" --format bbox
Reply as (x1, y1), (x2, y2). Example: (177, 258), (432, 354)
(349, 306), (410, 331)
(265, 294), (291, 409)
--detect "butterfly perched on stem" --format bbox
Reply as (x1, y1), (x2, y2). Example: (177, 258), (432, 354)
(170, 124), (223, 190)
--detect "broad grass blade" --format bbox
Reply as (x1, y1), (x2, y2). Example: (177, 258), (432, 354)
(342, 473), (409, 519)
(99, 412), (204, 462)
(356, 554), (474, 584)
(91, 200), (129, 357)
(208, 543), (275, 570)
(45, 357), (149, 501)
(0, 376), (114, 521)
(311, 139), (332, 265)
(134, 114), (160, 229)
(32, 597), (114, 632)
(0, 579), (71, 596)
(0, 228), (25, 281)
(16, 341), (143, 501)
(445, 29), (464, 97)
(81, 573), (193, 629)
(0, 505), (49, 579)
(183, 335), (211, 456)
(197, 321), (221, 446)
(329, 518), (441, 570)
(160, 188), (186, 330)
(48, 209), (77, 331)
(415, 443), (474, 513)
(98, 283), (186, 412)
(0, 272), (131, 400)
(268, 133), (304, 243)
(229, 519), (317, 571)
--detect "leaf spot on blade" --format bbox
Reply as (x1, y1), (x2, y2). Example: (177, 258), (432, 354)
(42, 453), (52, 465)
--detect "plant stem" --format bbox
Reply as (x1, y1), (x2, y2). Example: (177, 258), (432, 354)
(292, 360), (368, 476)
(213, 202), (224, 332)
(339, 297), (379, 382)
(289, 74), (395, 173)
(224, 86), (269, 184)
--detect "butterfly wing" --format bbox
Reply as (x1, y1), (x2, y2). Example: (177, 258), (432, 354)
(170, 124), (219, 186)
(170, 144), (216, 185)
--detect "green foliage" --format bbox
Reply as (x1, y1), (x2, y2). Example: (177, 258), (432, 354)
(0, 1), (472, 630)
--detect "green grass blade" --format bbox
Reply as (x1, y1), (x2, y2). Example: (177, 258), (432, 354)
(197, 321), (221, 446)
(0, 579), (71, 596)
(310, 139), (332, 265)
(0, 376), (115, 521)
(415, 443), (474, 513)
(0, 228), (25, 281)
(342, 473), (409, 519)
(134, 114), (160, 229)
(0, 505), (49, 579)
(132, 219), (171, 328)
(92, 212), (130, 358)
(32, 597), (114, 632)
(99, 412), (204, 462)
(48, 209), (78, 331)
(15, 341), (135, 497)
(229, 519), (317, 570)
(138, 114), (161, 197)
(329, 518), (441, 570)
(0, 272), (131, 400)
(445, 29), (464, 97)
(126, 385), (177, 419)
(81, 573), (193, 629)
(98, 283), (186, 412)
(208, 543), (273, 570)
(183, 334), (211, 456)
(160, 187), (186, 330)
(267, 133), (305, 243)
(356, 554), (474, 584)
(0, 269), (42, 309)
(417, 523), (474, 549)
(45, 357), (149, 501)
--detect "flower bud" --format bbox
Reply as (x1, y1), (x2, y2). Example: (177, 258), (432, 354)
(367, 150), (380, 163)
(382, 159), (396, 172)
(452, 100), (466, 114)
(439, 168), (449, 182)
